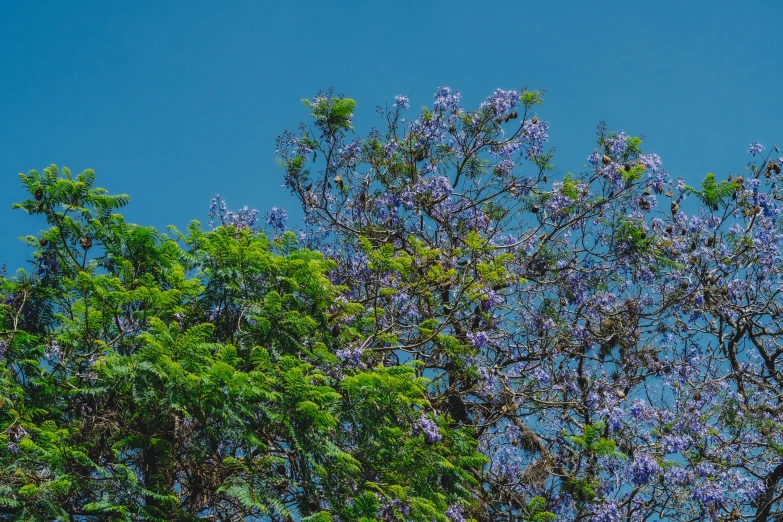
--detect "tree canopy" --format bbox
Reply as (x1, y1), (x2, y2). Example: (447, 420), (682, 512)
(4, 86), (783, 521)
(0, 166), (482, 521)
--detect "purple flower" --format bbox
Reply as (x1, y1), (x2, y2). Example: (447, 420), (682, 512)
(590, 500), (620, 522)
(630, 400), (646, 419)
(208, 195), (259, 230)
(433, 86), (462, 114)
(608, 407), (623, 433)
(663, 434), (693, 454)
(336, 342), (365, 367)
(693, 483), (725, 507)
(481, 88), (521, 117)
(445, 505), (466, 522)
(265, 206), (288, 233)
(468, 331), (490, 349)
(607, 131), (627, 155)
(414, 415), (442, 443)
(630, 453), (661, 485)
(748, 142), (765, 156)
(664, 466), (692, 486)
(394, 95), (410, 111)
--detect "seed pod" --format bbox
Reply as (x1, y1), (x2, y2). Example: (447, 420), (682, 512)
(449, 122), (456, 133)
(721, 287), (728, 296)
(602, 155), (612, 166)
(531, 205), (540, 213)
(39, 238), (48, 247)
(643, 188), (651, 196)
(615, 389), (626, 399)
(665, 190), (674, 198)
(665, 224), (673, 234)
(671, 201), (679, 215)
(601, 318), (613, 331)
(531, 116), (538, 124)
(80, 237), (92, 250)
(680, 281), (689, 290)
(640, 230), (647, 239)
(496, 117), (503, 125)
(693, 390), (702, 401)
(775, 163), (782, 174)
(734, 176), (744, 185)
(542, 175), (547, 183)
(511, 438), (519, 446)
(705, 237), (714, 247)
(334, 175), (344, 190)
(34, 187), (43, 201)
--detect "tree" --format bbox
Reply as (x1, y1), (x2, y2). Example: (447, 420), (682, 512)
(0, 165), (484, 521)
(276, 87), (783, 521)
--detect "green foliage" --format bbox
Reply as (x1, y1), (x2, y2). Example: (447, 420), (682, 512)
(621, 164), (645, 184)
(0, 167), (484, 521)
(684, 173), (738, 209)
(566, 422), (626, 459)
(302, 95), (357, 133)
(521, 497), (556, 522)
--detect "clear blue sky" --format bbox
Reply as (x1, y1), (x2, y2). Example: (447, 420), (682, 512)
(1, 1), (781, 270)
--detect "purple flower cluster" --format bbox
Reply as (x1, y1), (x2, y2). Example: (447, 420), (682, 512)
(414, 415), (442, 444)
(445, 504), (466, 522)
(336, 342), (365, 367)
(394, 95), (410, 111)
(433, 86), (462, 114)
(748, 142), (765, 156)
(481, 88), (521, 117)
(208, 194), (259, 230)
(589, 500), (620, 522)
(629, 453), (661, 485)
(265, 206), (288, 234)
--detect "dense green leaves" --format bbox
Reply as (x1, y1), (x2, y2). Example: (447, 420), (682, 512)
(0, 167), (484, 521)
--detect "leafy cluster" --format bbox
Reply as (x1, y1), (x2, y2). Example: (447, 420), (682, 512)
(0, 166), (483, 521)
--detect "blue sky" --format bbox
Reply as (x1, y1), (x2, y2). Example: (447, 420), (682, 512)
(1, 1), (781, 270)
